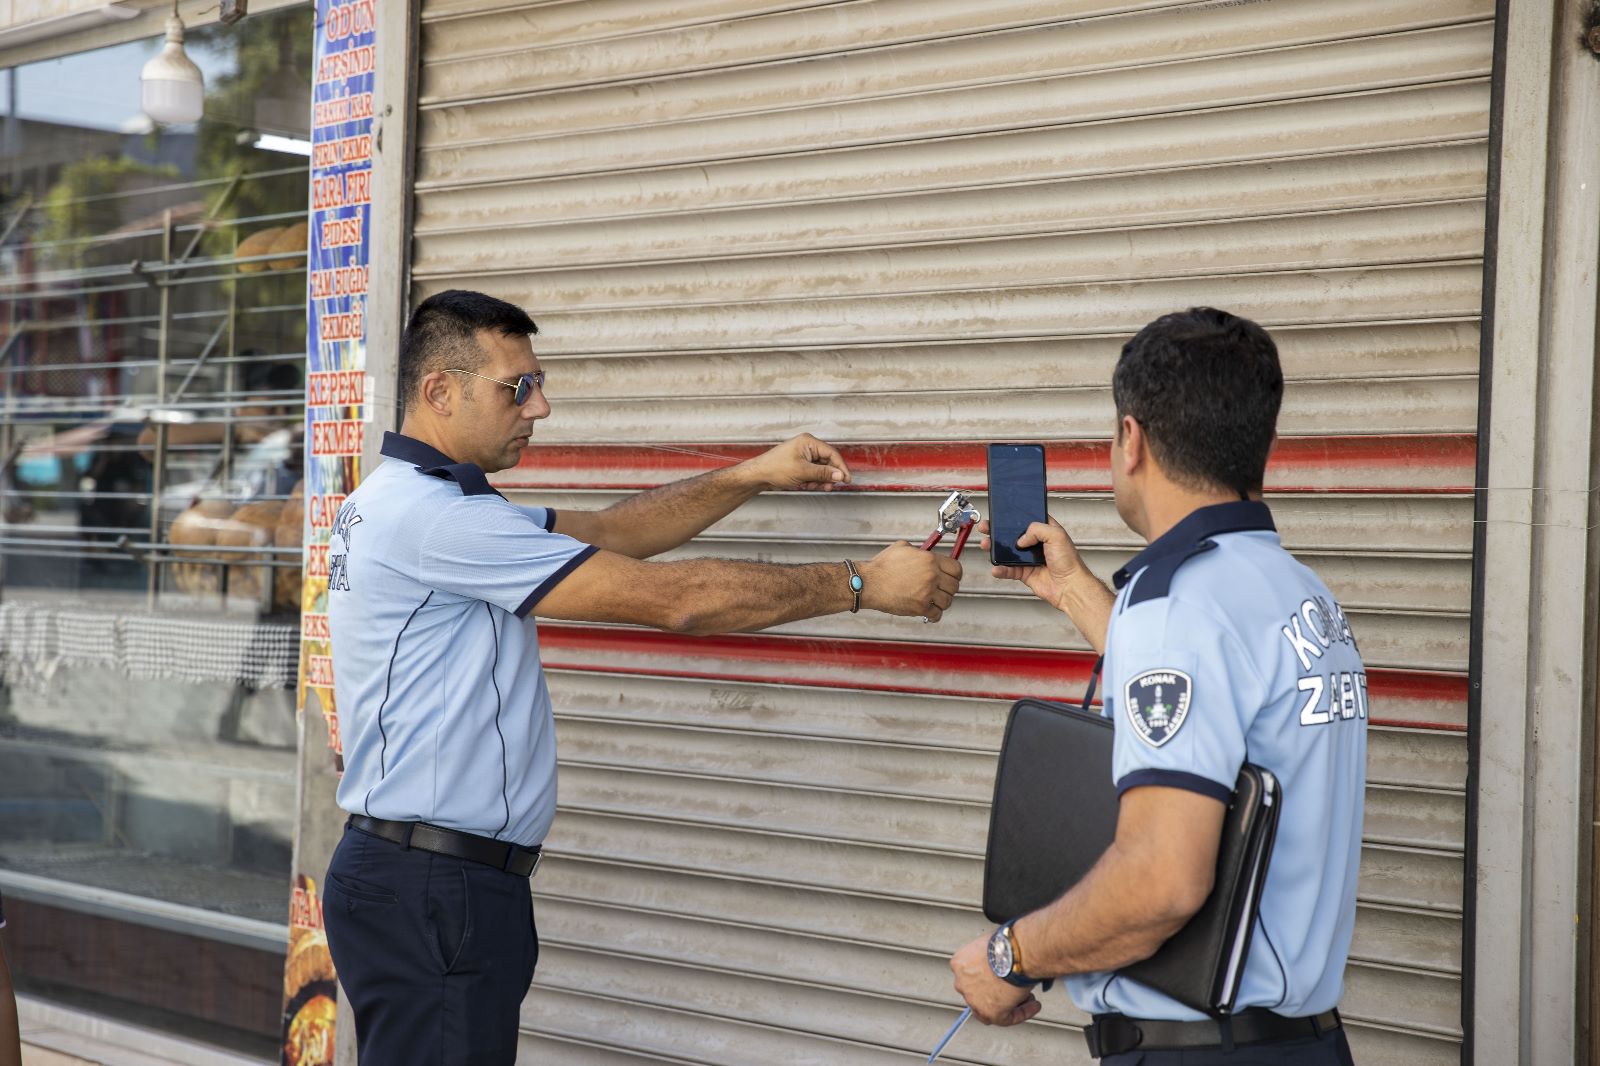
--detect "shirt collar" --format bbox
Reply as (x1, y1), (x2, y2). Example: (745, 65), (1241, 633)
(380, 431), (504, 498)
(1112, 499), (1276, 590)
(380, 431), (456, 469)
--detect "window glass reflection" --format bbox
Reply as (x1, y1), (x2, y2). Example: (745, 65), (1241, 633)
(0, 6), (310, 979)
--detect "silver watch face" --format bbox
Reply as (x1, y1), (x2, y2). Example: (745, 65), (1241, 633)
(987, 928), (1015, 978)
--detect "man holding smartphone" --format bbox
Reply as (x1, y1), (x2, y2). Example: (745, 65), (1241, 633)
(947, 308), (1363, 1065)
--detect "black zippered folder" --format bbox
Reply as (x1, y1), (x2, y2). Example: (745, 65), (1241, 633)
(981, 698), (1282, 1016)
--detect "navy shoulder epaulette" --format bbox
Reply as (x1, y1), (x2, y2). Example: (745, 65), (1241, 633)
(1125, 539), (1218, 607)
(418, 462), (504, 499)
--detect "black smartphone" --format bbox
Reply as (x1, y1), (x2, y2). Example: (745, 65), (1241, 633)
(987, 443), (1048, 567)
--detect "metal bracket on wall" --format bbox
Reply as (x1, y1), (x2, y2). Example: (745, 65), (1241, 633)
(220, 0), (249, 25)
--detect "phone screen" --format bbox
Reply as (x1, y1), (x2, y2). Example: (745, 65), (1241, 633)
(987, 443), (1048, 567)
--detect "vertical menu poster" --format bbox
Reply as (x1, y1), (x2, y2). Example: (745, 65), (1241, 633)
(298, 0), (374, 753)
(284, 3), (375, 1064)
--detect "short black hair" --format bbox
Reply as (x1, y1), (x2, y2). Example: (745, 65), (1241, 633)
(399, 290), (538, 407)
(1111, 307), (1282, 496)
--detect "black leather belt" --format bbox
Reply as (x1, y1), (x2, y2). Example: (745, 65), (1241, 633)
(1084, 1008), (1341, 1058)
(348, 815), (543, 878)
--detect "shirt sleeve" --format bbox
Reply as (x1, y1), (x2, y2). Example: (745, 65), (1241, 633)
(1108, 596), (1266, 805)
(509, 503), (556, 533)
(419, 497), (597, 617)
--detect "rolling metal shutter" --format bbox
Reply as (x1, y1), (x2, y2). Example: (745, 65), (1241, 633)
(411, 2), (1487, 1062)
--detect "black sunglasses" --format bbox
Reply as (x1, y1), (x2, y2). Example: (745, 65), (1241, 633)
(444, 368), (545, 406)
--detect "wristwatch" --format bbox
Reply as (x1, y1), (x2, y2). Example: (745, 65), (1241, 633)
(987, 920), (1037, 988)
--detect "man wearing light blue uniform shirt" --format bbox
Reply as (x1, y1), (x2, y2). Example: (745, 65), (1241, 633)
(324, 290), (962, 1064)
(328, 441), (585, 850)
(950, 308), (1362, 1064)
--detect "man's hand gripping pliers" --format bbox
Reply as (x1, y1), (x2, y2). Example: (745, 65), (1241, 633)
(920, 491), (981, 559)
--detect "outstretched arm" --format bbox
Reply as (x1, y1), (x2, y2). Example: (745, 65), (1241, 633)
(535, 539), (961, 632)
(551, 434), (850, 558)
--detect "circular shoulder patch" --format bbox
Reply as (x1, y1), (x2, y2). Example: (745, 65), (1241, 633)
(1124, 669), (1193, 748)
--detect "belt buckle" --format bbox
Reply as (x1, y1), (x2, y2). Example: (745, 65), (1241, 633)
(504, 844), (543, 878)
(1086, 1015), (1142, 1058)
(1082, 1022), (1103, 1059)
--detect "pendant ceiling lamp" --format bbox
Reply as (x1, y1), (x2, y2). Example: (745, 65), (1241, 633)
(141, 2), (204, 125)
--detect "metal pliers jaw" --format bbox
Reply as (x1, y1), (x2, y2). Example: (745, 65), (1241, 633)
(920, 490), (981, 558)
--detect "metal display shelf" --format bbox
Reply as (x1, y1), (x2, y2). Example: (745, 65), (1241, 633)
(0, 165), (311, 611)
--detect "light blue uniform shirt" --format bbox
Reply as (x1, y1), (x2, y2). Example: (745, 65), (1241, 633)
(327, 432), (597, 847)
(1067, 501), (1368, 1020)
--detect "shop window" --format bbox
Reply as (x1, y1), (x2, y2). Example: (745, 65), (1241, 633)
(0, 7), (312, 1054)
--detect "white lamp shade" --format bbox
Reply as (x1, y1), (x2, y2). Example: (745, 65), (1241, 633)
(141, 15), (204, 125)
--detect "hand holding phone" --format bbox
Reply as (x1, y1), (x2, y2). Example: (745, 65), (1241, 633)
(979, 510), (1112, 652)
(986, 443), (1048, 568)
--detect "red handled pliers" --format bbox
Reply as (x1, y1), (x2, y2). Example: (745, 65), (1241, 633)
(920, 490), (981, 559)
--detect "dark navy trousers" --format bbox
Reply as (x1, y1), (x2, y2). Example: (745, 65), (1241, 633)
(1103, 1027), (1355, 1065)
(324, 822), (539, 1064)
